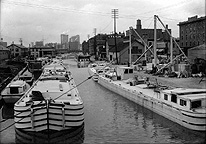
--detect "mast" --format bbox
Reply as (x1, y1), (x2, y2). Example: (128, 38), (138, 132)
(156, 15), (187, 60)
(170, 35), (174, 71)
(129, 27), (132, 66)
(154, 15), (157, 67)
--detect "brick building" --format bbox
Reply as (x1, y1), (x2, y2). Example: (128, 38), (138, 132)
(7, 43), (29, 58)
(178, 15), (206, 55)
(126, 19), (171, 43)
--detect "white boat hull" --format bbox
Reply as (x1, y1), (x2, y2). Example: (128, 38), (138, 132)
(88, 67), (98, 82)
(14, 101), (84, 132)
(98, 76), (206, 131)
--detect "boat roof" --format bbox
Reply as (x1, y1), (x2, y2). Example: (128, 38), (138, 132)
(179, 94), (206, 100)
(118, 66), (133, 69)
(9, 80), (25, 87)
(19, 70), (33, 77)
(44, 64), (65, 70)
(30, 80), (73, 101)
(163, 88), (206, 95)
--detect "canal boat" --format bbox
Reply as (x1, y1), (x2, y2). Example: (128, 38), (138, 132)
(15, 123), (84, 143)
(14, 59), (84, 132)
(27, 59), (43, 73)
(97, 66), (206, 131)
(1, 80), (30, 104)
(88, 62), (110, 82)
(18, 68), (34, 86)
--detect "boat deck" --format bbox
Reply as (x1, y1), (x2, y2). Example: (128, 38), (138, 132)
(133, 71), (206, 89)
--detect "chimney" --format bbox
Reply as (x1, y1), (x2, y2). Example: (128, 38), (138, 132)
(166, 24), (168, 30)
(136, 19), (142, 30)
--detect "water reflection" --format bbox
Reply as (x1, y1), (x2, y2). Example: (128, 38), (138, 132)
(15, 124), (84, 144)
(1, 103), (14, 119)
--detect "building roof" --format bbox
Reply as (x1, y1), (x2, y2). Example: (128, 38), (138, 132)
(7, 44), (28, 49)
(0, 45), (9, 51)
(30, 46), (55, 49)
(178, 15), (206, 26)
(188, 44), (206, 51)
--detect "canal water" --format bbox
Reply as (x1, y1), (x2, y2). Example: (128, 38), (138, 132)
(0, 58), (205, 143)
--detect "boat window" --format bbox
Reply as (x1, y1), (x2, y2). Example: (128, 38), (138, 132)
(124, 69), (128, 74)
(180, 99), (187, 106)
(10, 87), (19, 94)
(164, 94), (168, 100)
(129, 69), (133, 73)
(171, 94), (177, 103)
(191, 100), (201, 109)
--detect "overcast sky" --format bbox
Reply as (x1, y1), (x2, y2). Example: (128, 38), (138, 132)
(0, 0), (205, 46)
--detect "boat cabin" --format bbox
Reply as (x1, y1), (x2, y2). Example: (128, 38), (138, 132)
(6, 80), (28, 95)
(161, 88), (206, 111)
(116, 66), (134, 80)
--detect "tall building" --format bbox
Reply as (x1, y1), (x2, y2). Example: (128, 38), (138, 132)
(35, 41), (44, 47)
(69, 35), (80, 51)
(178, 15), (206, 55)
(60, 34), (69, 44)
(69, 35), (80, 42)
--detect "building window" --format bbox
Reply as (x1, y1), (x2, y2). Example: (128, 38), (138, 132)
(110, 55), (112, 61)
(124, 69), (128, 74)
(138, 49), (142, 54)
(180, 99), (187, 106)
(164, 94), (168, 100)
(129, 69), (133, 73)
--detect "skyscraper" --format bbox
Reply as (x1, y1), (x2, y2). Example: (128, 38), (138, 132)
(61, 34), (69, 44)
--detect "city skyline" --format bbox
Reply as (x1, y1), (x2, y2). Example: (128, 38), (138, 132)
(0, 0), (205, 46)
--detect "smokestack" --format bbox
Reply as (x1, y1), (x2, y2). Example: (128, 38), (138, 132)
(166, 24), (168, 30)
(136, 19), (142, 30)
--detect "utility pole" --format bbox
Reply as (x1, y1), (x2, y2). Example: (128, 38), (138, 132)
(112, 9), (118, 64)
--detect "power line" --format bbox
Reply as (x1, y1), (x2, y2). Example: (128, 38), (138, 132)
(2, 0), (111, 17)
(2, 0), (195, 20)
(100, 20), (113, 33)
